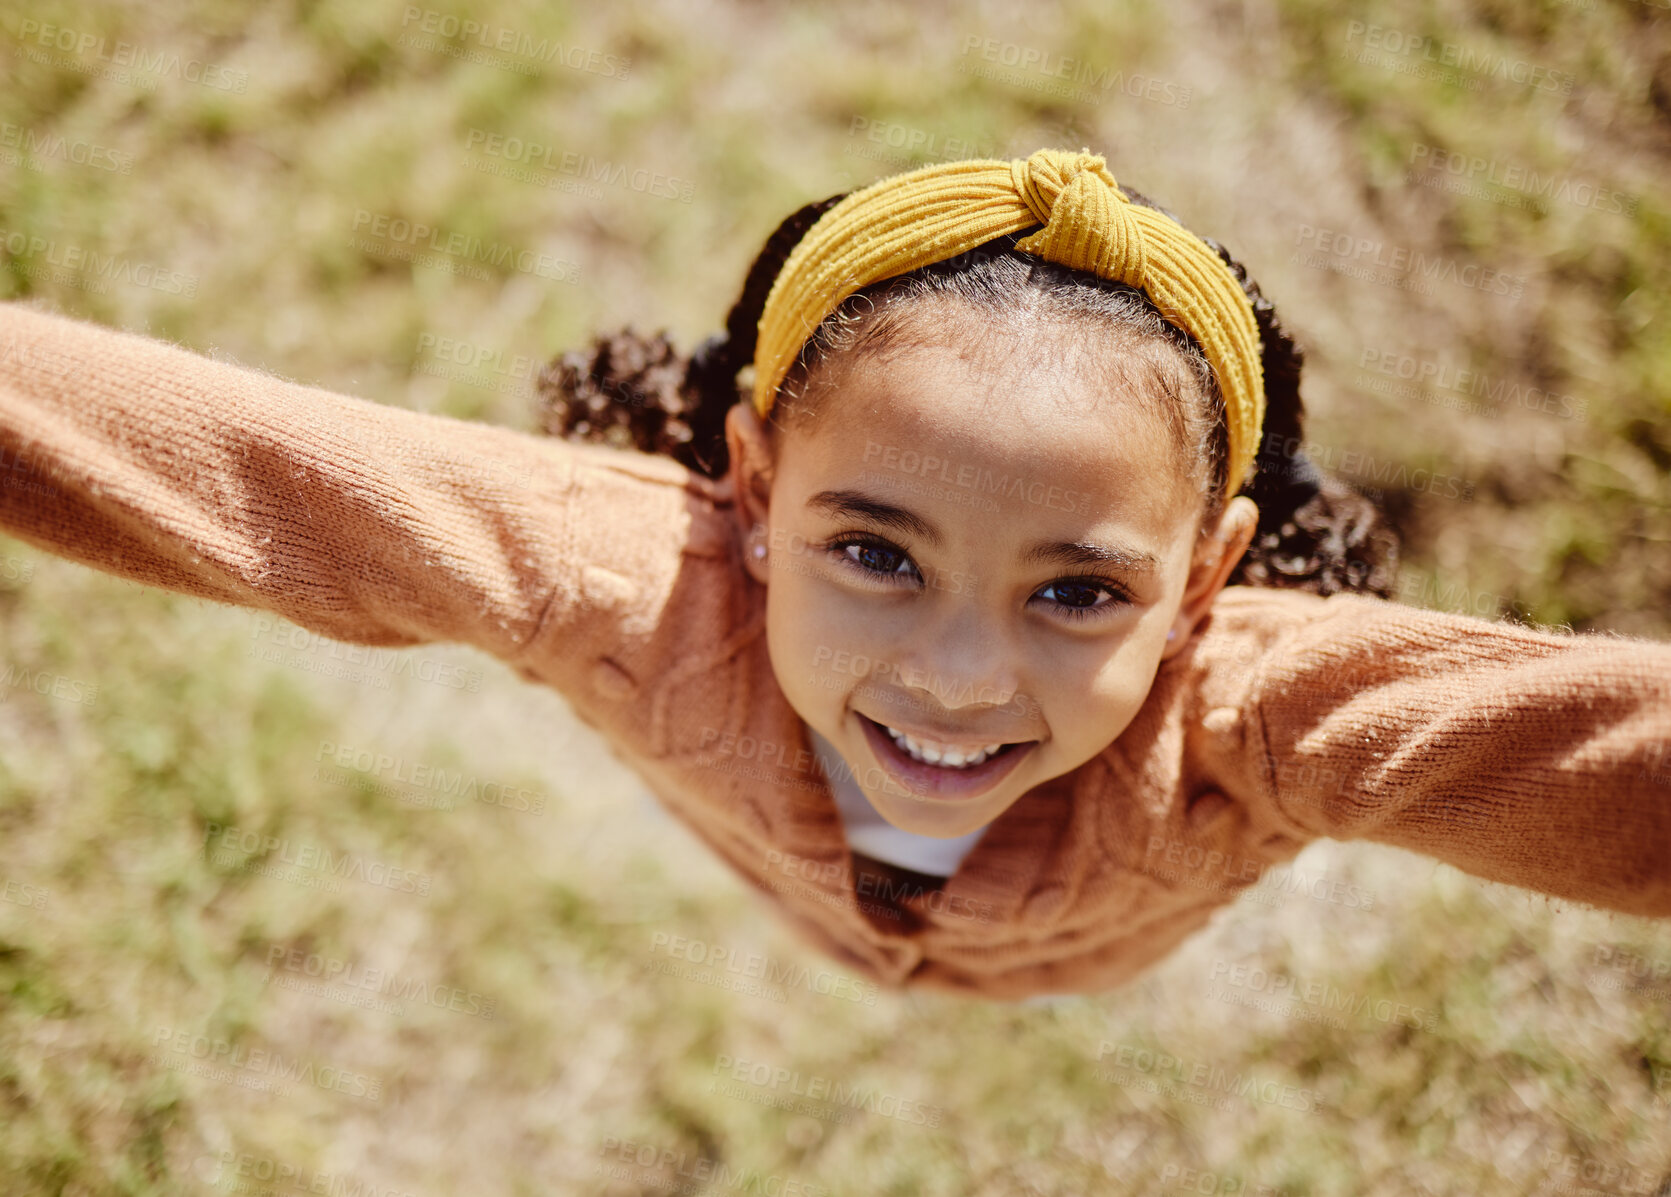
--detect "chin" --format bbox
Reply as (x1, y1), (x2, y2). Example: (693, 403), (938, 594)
(866, 790), (1010, 839)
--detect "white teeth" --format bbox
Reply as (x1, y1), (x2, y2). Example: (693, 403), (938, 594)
(882, 724), (1007, 770)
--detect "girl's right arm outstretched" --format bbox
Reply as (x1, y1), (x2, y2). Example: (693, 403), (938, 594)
(0, 301), (741, 694)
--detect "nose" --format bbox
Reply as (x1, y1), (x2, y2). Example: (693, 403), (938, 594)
(892, 598), (1025, 717)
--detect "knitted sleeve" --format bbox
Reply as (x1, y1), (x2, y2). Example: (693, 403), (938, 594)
(0, 301), (732, 679)
(1219, 588), (1671, 917)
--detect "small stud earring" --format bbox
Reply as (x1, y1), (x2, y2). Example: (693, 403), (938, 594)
(1167, 629), (1176, 642)
(752, 542), (767, 560)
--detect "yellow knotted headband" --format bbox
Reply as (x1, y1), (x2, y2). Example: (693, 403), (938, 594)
(751, 149), (1267, 499)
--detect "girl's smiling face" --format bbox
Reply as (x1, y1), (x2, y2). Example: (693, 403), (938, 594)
(725, 303), (1258, 840)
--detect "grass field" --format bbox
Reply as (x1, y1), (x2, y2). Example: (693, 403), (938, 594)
(2, 1), (1670, 1193)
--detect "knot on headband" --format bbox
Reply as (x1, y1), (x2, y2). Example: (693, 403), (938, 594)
(751, 148), (1267, 500)
(1011, 152), (1146, 288)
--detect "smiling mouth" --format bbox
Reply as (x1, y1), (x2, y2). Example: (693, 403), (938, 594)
(879, 723), (1020, 769)
(854, 712), (1037, 801)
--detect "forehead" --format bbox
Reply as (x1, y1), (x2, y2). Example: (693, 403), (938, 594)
(786, 319), (1199, 539)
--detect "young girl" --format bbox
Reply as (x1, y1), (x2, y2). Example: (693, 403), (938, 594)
(1, 149), (1667, 1002)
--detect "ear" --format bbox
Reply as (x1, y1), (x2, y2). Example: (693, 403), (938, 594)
(724, 401), (778, 585)
(1160, 496), (1259, 660)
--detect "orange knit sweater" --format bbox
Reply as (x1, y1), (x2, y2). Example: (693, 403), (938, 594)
(2, 301), (1668, 1000)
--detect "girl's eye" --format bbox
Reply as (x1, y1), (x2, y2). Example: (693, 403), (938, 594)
(1033, 578), (1132, 621)
(821, 533), (1133, 619)
(827, 535), (921, 585)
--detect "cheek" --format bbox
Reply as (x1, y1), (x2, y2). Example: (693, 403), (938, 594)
(763, 568), (853, 708)
(765, 556), (887, 667)
(1045, 634), (1167, 747)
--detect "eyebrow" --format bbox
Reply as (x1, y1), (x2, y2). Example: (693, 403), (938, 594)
(805, 488), (1162, 574)
(1021, 539), (1161, 574)
(807, 489), (941, 544)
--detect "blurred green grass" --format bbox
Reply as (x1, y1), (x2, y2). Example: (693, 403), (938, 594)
(2, 0), (1670, 1193)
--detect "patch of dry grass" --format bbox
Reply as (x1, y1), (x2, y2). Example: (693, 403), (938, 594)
(2, 0), (1669, 1192)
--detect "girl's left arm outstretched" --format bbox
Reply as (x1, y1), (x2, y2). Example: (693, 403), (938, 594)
(1210, 588), (1671, 917)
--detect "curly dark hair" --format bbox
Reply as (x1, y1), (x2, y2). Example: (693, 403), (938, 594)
(533, 185), (1399, 597)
